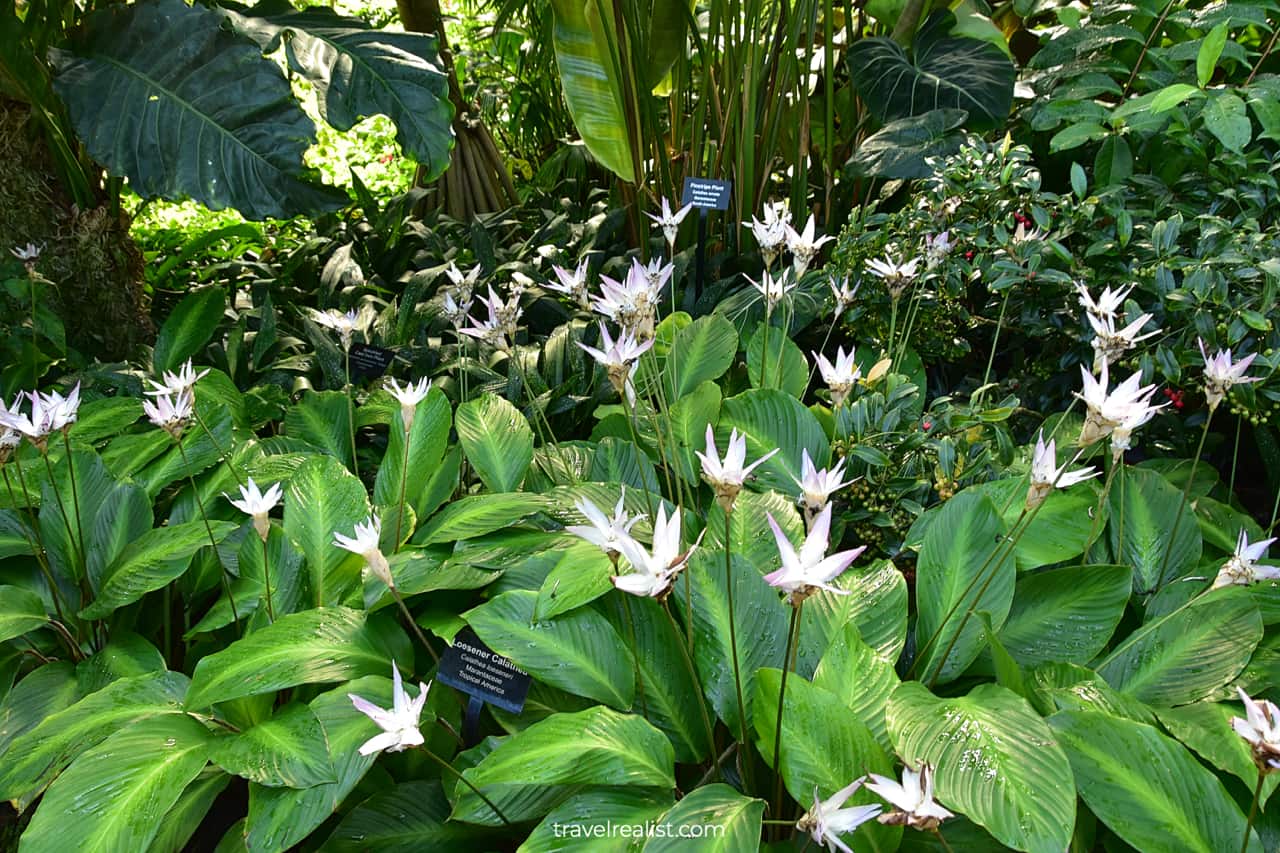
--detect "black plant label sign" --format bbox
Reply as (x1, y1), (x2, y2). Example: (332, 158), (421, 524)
(681, 176), (732, 210)
(348, 343), (396, 379)
(436, 626), (531, 714)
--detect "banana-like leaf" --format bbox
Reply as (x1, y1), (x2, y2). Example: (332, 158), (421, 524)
(550, 0), (636, 182)
(0, 586), (46, 645)
(522, 788), (675, 852)
(847, 11), (1015, 132)
(325, 781), (477, 851)
(285, 391), (355, 471)
(220, 0), (454, 179)
(993, 564), (1132, 669)
(456, 394), (534, 492)
(49, 0), (346, 218)
(718, 389), (829, 495)
(642, 785), (764, 852)
(1108, 465), (1203, 592)
(283, 454), (371, 606)
(208, 701), (335, 789)
(153, 289), (226, 375)
(373, 388), (451, 523)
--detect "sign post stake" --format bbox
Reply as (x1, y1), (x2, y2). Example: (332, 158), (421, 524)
(680, 176), (732, 305)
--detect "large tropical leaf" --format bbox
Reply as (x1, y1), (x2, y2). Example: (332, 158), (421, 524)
(283, 454), (371, 606)
(718, 389), (829, 495)
(454, 707), (674, 823)
(1156, 701), (1280, 806)
(991, 564), (1131, 669)
(456, 394), (535, 492)
(207, 702), (336, 788)
(153, 289), (226, 374)
(373, 388), (452, 524)
(847, 11), (1015, 131)
(18, 715), (212, 853)
(0, 586), (46, 645)
(326, 781), (477, 851)
(465, 589), (635, 708)
(1049, 709), (1262, 852)
(549, 0), (636, 182)
(185, 606), (395, 708)
(49, 0), (346, 218)
(642, 785), (765, 852)
(914, 490), (1015, 684)
(664, 315), (738, 399)
(888, 682), (1076, 853)
(812, 621), (900, 750)
(1109, 465), (1203, 591)
(521, 788), (674, 852)
(221, 0), (454, 178)
(1097, 587), (1261, 706)
(285, 391), (355, 470)
(848, 109), (968, 179)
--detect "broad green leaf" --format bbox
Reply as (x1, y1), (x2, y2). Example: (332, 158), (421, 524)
(1048, 121), (1108, 152)
(914, 491), (1015, 684)
(848, 109), (968, 179)
(1204, 91), (1252, 152)
(186, 607), (394, 708)
(1049, 709), (1262, 852)
(49, 0), (346, 219)
(1152, 82), (1204, 112)
(80, 520), (237, 619)
(208, 702), (336, 788)
(285, 391), (355, 471)
(150, 770), (231, 853)
(1093, 134), (1132, 186)
(812, 621), (900, 750)
(222, 3), (453, 178)
(67, 397), (144, 445)
(373, 389), (451, 525)
(665, 314), (738, 399)
(642, 785), (764, 852)
(75, 633), (166, 694)
(414, 493), (548, 545)
(1029, 662), (1157, 723)
(745, 322), (807, 398)
(284, 454), (371, 606)
(1098, 588), (1261, 706)
(718, 389), (829, 495)
(455, 707), (675, 823)
(0, 670), (189, 807)
(325, 781), (477, 851)
(993, 564), (1131, 668)
(588, 436), (660, 492)
(706, 489), (804, 574)
(600, 595), (712, 763)
(663, 380), (721, 483)
(755, 670), (898, 853)
(136, 398), (235, 497)
(0, 662), (79, 761)
(809, 559), (908, 662)
(466, 589), (634, 708)
(1156, 701), (1280, 806)
(1109, 466), (1203, 592)
(85, 479), (152, 592)
(535, 539), (614, 620)
(521, 788), (674, 852)
(549, 0), (635, 182)
(971, 478), (1097, 569)
(1198, 23), (1229, 88)
(456, 394), (534, 492)
(888, 682), (1075, 853)
(246, 676), (387, 851)
(39, 448), (118, 585)
(0, 585), (45, 644)
(18, 715), (212, 853)
(153, 290), (225, 374)
(188, 522), (307, 634)
(847, 12), (1015, 131)
(0, 511), (32, 560)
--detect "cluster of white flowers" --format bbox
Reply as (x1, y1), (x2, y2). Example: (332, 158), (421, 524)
(1078, 283), (1159, 372)
(866, 255), (920, 301)
(799, 764), (953, 851)
(1025, 431), (1097, 511)
(1075, 361), (1166, 456)
(749, 201), (836, 278)
(576, 323), (654, 405)
(459, 285), (524, 352)
(0, 383), (82, 454)
(311, 306), (372, 352)
(440, 263), (480, 330)
(567, 493), (701, 600)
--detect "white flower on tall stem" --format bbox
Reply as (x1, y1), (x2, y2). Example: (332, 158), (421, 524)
(311, 307), (368, 351)
(865, 764), (954, 831)
(796, 778), (883, 853)
(594, 262), (661, 340)
(647, 198), (693, 253)
(866, 255), (920, 301)
(639, 257), (674, 294)
(1075, 283), (1133, 323)
(565, 490), (640, 556)
(696, 424), (779, 512)
(0, 384), (81, 450)
(145, 359), (212, 397)
(1212, 530), (1280, 589)
(11, 243), (41, 265)
(924, 231), (953, 270)
(334, 515), (394, 589)
(577, 323), (654, 405)
(1025, 431), (1097, 510)
(547, 258), (593, 310)
(1087, 311), (1159, 371)
(815, 346), (862, 408)
(386, 377), (432, 433)
(441, 291), (472, 329)
(751, 200), (791, 267)
(460, 286), (522, 352)
(445, 262), (481, 294)
(785, 214), (834, 277)
(764, 503), (864, 605)
(142, 390), (194, 439)
(612, 504), (700, 599)
(1200, 339), (1262, 412)
(0, 396), (22, 462)
(829, 275), (859, 316)
(225, 477), (283, 543)
(1233, 687), (1280, 772)
(1074, 362), (1163, 447)
(349, 662), (431, 755)
(750, 269), (795, 312)
(795, 448), (855, 522)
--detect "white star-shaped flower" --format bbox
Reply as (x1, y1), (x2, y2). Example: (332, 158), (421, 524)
(1087, 311), (1159, 371)
(142, 389), (194, 438)
(865, 764), (954, 830)
(815, 346), (862, 407)
(386, 377), (431, 432)
(785, 214), (834, 277)
(795, 448), (856, 516)
(146, 359), (212, 397)
(1232, 687), (1280, 772)
(612, 504), (700, 599)
(1200, 339), (1262, 411)
(1025, 431), (1097, 510)
(796, 778), (883, 853)
(226, 477), (283, 542)
(696, 425), (779, 512)
(349, 662), (431, 755)
(547, 258), (592, 309)
(1074, 362), (1163, 448)
(1213, 529), (1280, 589)
(1076, 283), (1133, 323)
(764, 503), (865, 604)
(750, 269), (795, 311)
(577, 323), (654, 404)
(866, 255), (920, 300)
(565, 490), (641, 555)
(334, 515), (394, 588)
(647, 198), (693, 251)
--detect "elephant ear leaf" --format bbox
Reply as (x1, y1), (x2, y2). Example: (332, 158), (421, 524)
(220, 1), (455, 180)
(847, 11), (1015, 132)
(49, 0), (347, 219)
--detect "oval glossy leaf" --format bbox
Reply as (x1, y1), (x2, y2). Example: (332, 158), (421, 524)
(285, 391), (355, 471)
(456, 394), (534, 493)
(1097, 587), (1261, 706)
(283, 454), (371, 606)
(848, 108), (967, 179)
(0, 586), (46, 644)
(325, 780), (476, 851)
(521, 788), (675, 852)
(665, 314), (738, 399)
(1109, 466), (1203, 592)
(888, 682), (1076, 853)
(812, 621), (900, 750)
(373, 388), (451, 523)
(152, 290), (225, 375)
(208, 702), (336, 788)
(1155, 701), (1280, 806)
(914, 490), (1015, 684)
(414, 493), (548, 546)
(465, 589), (635, 709)
(80, 520), (237, 620)
(18, 715), (212, 853)
(455, 707), (674, 821)
(1049, 709), (1262, 852)
(186, 606), (394, 708)
(995, 564), (1132, 668)
(49, 0), (346, 219)
(642, 785), (764, 853)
